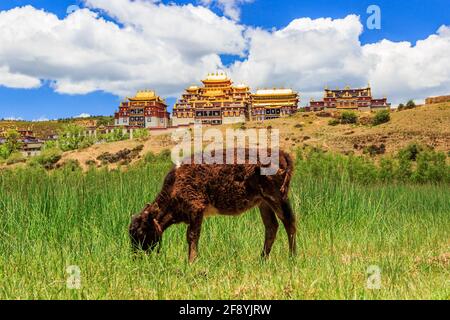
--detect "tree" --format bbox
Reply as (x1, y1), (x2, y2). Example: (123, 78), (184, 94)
(4, 129), (22, 156)
(372, 110), (390, 125)
(96, 117), (114, 127)
(58, 124), (94, 151)
(406, 100), (416, 109)
(0, 144), (10, 159)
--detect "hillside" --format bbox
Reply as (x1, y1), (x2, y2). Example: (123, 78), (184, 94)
(55, 102), (449, 170)
(0, 116), (113, 138)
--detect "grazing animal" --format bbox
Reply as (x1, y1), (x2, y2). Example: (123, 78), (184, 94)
(129, 149), (296, 263)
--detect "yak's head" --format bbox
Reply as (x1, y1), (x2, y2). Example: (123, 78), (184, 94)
(129, 203), (162, 252)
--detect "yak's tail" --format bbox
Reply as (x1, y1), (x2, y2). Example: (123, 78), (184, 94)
(280, 151), (294, 200)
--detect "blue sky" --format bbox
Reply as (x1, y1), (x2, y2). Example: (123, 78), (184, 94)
(0, 0), (449, 120)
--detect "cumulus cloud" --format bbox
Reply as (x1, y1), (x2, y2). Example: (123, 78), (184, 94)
(3, 116), (24, 121)
(32, 117), (51, 122)
(230, 15), (368, 101)
(200, 0), (253, 21)
(0, 1), (449, 107)
(75, 113), (91, 118)
(0, 66), (41, 89)
(0, 2), (246, 96)
(363, 25), (450, 103)
(229, 15), (450, 104)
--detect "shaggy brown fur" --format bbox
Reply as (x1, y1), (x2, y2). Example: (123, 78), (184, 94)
(129, 148), (296, 263)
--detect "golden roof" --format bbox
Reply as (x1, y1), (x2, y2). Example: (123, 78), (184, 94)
(233, 83), (249, 90)
(127, 90), (164, 102)
(202, 72), (230, 82)
(254, 88), (296, 96)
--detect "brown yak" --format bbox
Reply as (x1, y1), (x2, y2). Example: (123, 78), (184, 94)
(129, 148), (296, 263)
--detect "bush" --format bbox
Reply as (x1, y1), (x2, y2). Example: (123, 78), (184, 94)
(42, 140), (58, 150)
(363, 144), (386, 157)
(340, 111), (358, 124)
(29, 148), (63, 169)
(412, 150), (448, 183)
(0, 144), (10, 160)
(379, 157), (395, 182)
(372, 110), (390, 125)
(6, 152), (26, 165)
(295, 144), (449, 185)
(398, 100), (416, 111)
(328, 119), (340, 126)
(99, 129), (130, 143)
(133, 129), (150, 140)
(398, 143), (425, 161)
(406, 100), (416, 109)
(58, 125), (95, 151)
(1, 129), (22, 159)
(57, 159), (81, 172)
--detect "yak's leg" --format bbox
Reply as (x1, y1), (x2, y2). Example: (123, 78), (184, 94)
(276, 199), (297, 256)
(259, 203), (279, 258)
(186, 214), (203, 263)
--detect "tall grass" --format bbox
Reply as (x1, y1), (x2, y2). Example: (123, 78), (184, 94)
(0, 154), (448, 299)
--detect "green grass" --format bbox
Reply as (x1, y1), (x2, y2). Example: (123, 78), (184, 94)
(0, 159), (449, 300)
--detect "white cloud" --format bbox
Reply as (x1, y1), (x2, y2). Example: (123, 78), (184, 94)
(0, 2), (449, 107)
(3, 116), (24, 121)
(200, 0), (253, 21)
(32, 117), (51, 122)
(0, 2), (246, 96)
(229, 16), (450, 104)
(0, 66), (41, 89)
(230, 15), (368, 102)
(362, 25), (450, 103)
(75, 113), (91, 118)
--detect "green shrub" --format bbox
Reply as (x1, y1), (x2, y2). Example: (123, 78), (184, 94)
(372, 110), (390, 125)
(133, 129), (150, 140)
(0, 144), (10, 160)
(398, 143), (425, 161)
(406, 100), (416, 109)
(379, 157), (395, 182)
(328, 119), (340, 126)
(412, 150), (448, 183)
(58, 124), (95, 151)
(1, 129), (22, 158)
(6, 152), (26, 165)
(29, 148), (62, 169)
(99, 129), (130, 143)
(42, 140), (58, 150)
(340, 111), (358, 124)
(58, 159), (82, 172)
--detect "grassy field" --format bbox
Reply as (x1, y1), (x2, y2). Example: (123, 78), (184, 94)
(0, 156), (449, 300)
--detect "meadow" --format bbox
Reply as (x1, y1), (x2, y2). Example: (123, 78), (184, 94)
(0, 150), (449, 299)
